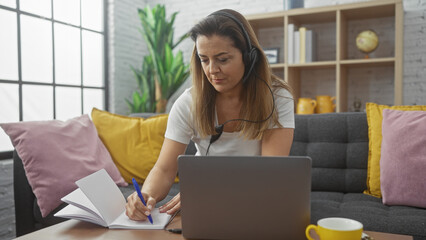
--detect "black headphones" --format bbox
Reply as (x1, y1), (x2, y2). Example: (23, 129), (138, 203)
(209, 10), (259, 84)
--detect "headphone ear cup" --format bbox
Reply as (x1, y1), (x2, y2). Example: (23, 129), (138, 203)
(242, 48), (258, 84)
(242, 51), (251, 80)
(244, 48), (258, 66)
(249, 47), (258, 64)
(243, 51), (251, 67)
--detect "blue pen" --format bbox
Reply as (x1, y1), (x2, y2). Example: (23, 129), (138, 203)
(132, 178), (153, 224)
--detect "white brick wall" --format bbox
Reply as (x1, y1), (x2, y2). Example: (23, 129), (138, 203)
(108, 0), (149, 115)
(403, 8), (426, 104)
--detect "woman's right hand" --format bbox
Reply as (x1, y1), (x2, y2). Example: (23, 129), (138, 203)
(125, 191), (157, 221)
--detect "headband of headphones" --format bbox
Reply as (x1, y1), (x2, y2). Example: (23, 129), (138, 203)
(209, 10), (254, 53)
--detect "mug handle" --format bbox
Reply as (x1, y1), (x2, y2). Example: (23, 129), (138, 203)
(331, 97), (336, 111)
(311, 100), (317, 108)
(305, 224), (319, 240)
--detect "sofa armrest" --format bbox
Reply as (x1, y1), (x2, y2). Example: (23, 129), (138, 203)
(13, 150), (37, 237)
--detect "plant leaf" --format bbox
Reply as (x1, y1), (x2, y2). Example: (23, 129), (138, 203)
(164, 43), (173, 72)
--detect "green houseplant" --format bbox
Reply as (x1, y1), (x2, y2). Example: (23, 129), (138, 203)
(127, 4), (190, 113)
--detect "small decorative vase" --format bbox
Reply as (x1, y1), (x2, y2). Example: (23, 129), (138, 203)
(297, 98), (317, 114)
(315, 95), (336, 113)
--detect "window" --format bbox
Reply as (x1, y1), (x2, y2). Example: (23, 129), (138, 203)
(0, 0), (108, 159)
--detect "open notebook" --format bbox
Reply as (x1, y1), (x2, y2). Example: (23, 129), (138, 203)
(54, 169), (171, 229)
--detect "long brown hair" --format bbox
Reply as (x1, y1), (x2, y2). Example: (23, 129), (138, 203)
(189, 9), (293, 140)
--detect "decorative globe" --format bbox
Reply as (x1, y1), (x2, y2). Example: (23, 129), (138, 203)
(356, 30), (379, 55)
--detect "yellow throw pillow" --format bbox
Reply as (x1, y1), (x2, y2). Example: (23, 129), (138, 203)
(91, 108), (176, 184)
(364, 103), (426, 198)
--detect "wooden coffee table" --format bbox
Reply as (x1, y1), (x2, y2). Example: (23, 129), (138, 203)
(14, 216), (413, 240)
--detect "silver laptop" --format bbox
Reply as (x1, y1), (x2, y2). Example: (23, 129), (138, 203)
(178, 155), (312, 240)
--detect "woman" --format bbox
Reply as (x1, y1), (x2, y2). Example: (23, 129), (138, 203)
(125, 9), (294, 221)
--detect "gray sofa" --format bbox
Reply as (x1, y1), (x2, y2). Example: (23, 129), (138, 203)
(13, 112), (426, 238)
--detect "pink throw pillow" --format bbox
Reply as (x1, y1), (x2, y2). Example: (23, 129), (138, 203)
(380, 109), (426, 208)
(1, 115), (127, 217)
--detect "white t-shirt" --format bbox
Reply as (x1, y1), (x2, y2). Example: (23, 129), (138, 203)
(165, 87), (294, 156)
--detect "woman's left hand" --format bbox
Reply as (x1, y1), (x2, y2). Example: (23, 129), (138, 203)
(159, 193), (181, 214)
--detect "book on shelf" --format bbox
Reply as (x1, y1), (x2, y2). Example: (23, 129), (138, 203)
(292, 27), (316, 63)
(305, 29), (316, 62)
(287, 24), (295, 64)
(54, 169), (171, 229)
(294, 31), (300, 64)
(299, 27), (306, 63)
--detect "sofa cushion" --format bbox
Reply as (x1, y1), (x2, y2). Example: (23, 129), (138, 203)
(290, 113), (368, 193)
(380, 109), (426, 208)
(91, 108), (176, 184)
(364, 103), (426, 198)
(311, 192), (426, 238)
(1, 115), (127, 217)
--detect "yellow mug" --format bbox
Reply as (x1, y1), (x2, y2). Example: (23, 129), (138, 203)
(315, 95), (336, 113)
(297, 98), (317, 114)
(306, 217), (363, 240)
